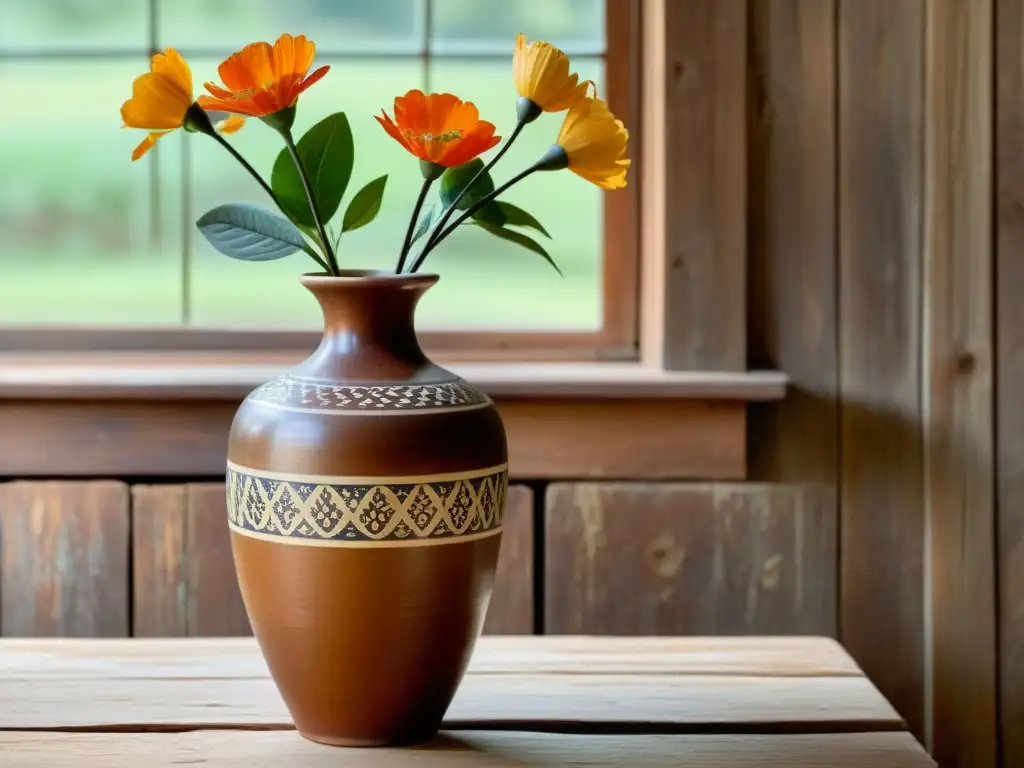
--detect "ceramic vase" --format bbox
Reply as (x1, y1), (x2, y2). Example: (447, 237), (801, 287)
(225, 271), (507, 747)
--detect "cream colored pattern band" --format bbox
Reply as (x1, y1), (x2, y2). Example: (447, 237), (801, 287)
(226, 462), (508, 549)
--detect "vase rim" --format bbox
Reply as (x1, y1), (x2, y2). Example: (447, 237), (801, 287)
(300, 270), (439, 288)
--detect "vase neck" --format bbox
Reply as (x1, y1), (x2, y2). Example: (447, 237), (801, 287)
(290, 272), (438, 382)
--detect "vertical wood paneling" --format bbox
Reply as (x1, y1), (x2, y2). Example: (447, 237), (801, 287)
(132, 485), (188, 637)
(996, 0), (1024, 764)
(747, 0), (838, 485)
(0, 482), (129, 637)
(923, 1), (997, 764)
(132, 484), (249, 637)
(838, 0), (926, 740)
(483, 486), (534, 635)
(185, 485), (250, 636)
(660, 0), (746, 370)
(544, 483), (836, 636)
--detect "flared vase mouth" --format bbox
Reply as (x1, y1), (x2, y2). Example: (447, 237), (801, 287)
(299, 270), (439, 290)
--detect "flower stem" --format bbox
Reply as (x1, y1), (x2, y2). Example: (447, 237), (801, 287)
(281, 128), (339, 275)
(396, 177), (434, 274)
(422, 119), (527, 253)
(410, 165), (539, 274)
(208, 131), (331, 274)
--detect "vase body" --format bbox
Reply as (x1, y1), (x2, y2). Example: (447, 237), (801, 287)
(225, 272), (507, 747)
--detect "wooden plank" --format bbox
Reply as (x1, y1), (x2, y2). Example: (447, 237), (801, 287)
(0, 401), (234, 476)
(0, 731), (936, 767)
(132, 485), (250, 637)
(131, 486), (187, 637)
(0, 482), (129, 637)
(0, 356), (789, 401)
(0, 674), (900, 731)
(505, 401), (745, 480)
(544, 484), (837, 635)
(660, 0), (747, 370)
(923, 0), (997, 765)
(0, 399), (745, 480)
(747, 0), (838, 484)
(996, 0), (1024, 765)
(838, 0), (926, 740)
(185, 485), (249, 636)
(0, 636), (864, 680)
(483, 486), (533, 635)
(998, 3), (1024, 766)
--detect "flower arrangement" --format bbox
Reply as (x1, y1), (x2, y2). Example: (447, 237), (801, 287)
(120, 33), (629, 277)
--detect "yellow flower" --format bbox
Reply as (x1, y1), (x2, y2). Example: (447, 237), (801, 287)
(120, 48), (194, 161)
(553, 97), (630, 189)
(513, 33), (593, 113)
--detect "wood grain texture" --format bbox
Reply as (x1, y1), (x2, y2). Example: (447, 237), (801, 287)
(483, 486), (533, 635)
(132, 484), (251, 637)
(838, 0), (926, 740)
(131, 486), (188, 637)
(504, 400), (745, 480)
(543, 484), (836, 636)
(996, 0), (1024, 764)
(0, 399), (745, 480)
(0, 636), (865, 680)
(0, 400), (234, 476)
(923, 0), (997, 765)
(0, 675), (900, 732)
(661, 0), (746, 370)
(747, 0), (838, 484)
(0, 482), (129, 637)
(0, 636), (902, 732)
(0, 731), (936, 768)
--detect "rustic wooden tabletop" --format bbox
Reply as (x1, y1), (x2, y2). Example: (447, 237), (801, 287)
(0, 636), (934, 766)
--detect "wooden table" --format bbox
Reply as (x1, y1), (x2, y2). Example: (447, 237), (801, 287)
(0, 636), (934, 766)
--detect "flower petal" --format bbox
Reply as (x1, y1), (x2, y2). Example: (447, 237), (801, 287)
(151, 48), (192, 101)
(216, 115), (247, 134)
(131, 131), (166, 162)
(272, 33), (316, 81)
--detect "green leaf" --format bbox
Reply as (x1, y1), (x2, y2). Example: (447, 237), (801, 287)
(341, 175), (388, 233)
(440, 158), (494, 210)
(474, 221), (563, 276)
(471, 200), (507, 227)
(196, 203), (309, 262)
(271, 112), (354, 228)
(497, 201), (551, 238)
(410, 205), (438, 246)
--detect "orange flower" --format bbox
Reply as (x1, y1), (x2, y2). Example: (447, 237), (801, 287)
(197, 33), (329, 117)
(377, 90), (501, 168)
(121, 48), (193, 161)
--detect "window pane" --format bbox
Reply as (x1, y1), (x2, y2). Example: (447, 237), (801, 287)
(159, 0), (424, 54)
(422, 58), (604, 331)
(186, 59), (424, 329)
(431, 0), (604, 55)
(0, 0), (147, 52)
(0, 60), (182, 325)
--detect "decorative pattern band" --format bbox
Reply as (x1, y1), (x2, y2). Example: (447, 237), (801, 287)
(246, 376), (490, 414)
(226, 462), (508, 548)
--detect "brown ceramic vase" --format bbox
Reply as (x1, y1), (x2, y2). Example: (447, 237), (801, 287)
(225, 271), (507, 747)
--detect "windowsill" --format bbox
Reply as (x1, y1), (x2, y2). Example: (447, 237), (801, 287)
(0, 353), (787, 401)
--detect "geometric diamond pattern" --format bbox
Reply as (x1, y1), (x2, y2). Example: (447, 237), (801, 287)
(226, 466), (507, 544)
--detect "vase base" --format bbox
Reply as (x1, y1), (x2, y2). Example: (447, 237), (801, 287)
(298, 729), (439, 749)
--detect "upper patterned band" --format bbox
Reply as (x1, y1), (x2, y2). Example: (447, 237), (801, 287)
(246, 376), (490, 415)
(227, 462), (507, 548)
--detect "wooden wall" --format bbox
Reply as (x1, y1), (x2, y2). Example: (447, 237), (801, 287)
(749, 0), (1005, 766)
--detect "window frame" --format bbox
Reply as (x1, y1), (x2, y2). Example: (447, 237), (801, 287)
(0, 1), (641, 363)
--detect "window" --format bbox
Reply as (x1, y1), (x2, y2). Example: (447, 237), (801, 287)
(0, 0), (638, 359)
